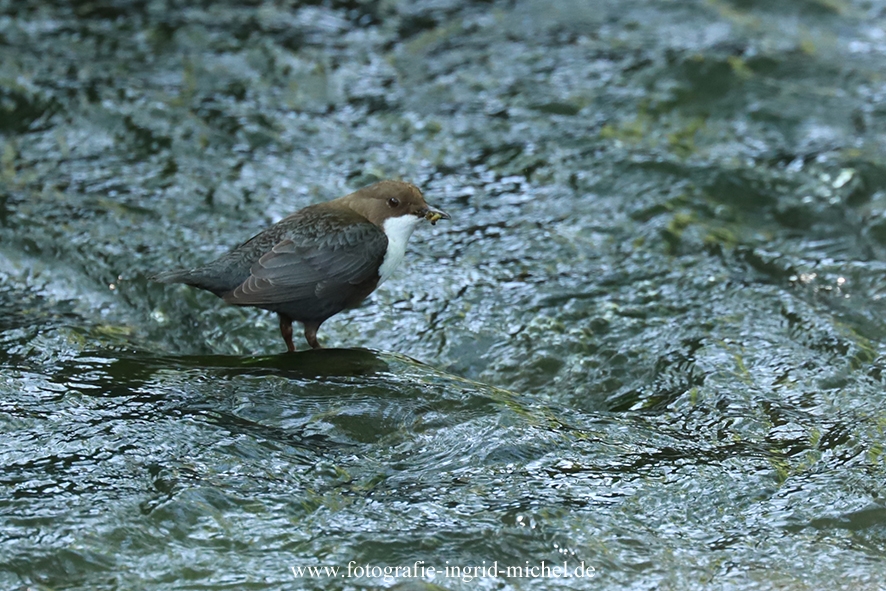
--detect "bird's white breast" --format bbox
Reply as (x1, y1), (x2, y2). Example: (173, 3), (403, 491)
(378, 214), (421, 285)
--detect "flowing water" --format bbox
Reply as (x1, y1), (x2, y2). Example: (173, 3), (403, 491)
(2, 0), (886, 589)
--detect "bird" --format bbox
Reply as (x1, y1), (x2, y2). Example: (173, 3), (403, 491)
(152, 180), (450, 352)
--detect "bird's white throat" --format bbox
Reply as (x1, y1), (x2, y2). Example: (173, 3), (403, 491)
(378, 214), (421, 284)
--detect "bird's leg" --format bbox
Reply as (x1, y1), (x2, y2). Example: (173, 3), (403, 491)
(304, 321), (323, 350)
(279, 314), (295, 353)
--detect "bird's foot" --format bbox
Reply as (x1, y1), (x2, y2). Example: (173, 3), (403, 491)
(279, 314), (296, 353)
(304, 322), (323, 350)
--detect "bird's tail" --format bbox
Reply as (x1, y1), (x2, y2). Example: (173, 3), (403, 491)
(150, 269), (197, 284)
(151, 266), (240, 298)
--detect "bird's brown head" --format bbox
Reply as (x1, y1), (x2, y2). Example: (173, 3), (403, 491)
(338, 180), (450, 228)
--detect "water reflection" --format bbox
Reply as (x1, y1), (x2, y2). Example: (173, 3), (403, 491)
(3, 0), (886, 589)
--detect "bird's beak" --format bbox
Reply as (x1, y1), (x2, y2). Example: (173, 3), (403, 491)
(419, 204), (451, 225)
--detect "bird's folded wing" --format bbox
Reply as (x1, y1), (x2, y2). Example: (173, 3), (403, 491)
(223, 222), (388, 306)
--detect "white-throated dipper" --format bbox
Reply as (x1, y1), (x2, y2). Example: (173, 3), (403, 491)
(152, 180), (450, 351)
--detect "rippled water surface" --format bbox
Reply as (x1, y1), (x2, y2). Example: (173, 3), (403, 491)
(3, 0), (886, 589)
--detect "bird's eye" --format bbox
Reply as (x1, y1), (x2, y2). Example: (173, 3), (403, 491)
(387, 197), (400, 208)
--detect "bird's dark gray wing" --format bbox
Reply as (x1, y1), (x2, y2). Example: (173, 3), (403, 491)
(223, 221), (388, 306)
